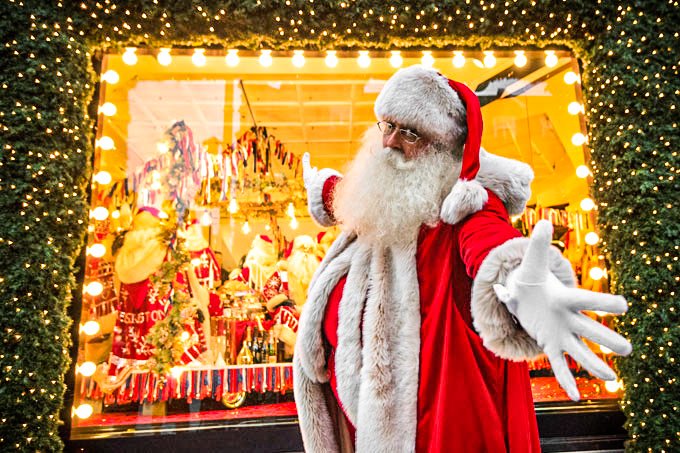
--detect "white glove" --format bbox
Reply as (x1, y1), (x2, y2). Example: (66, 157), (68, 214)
(493, 220), (632, 401)
(301, 152), (318, 190)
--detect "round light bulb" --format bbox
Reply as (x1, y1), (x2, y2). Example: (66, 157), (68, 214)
(571, 132), (587, 146)
(589, 267), (605, 281)
(576, 165), (590, 178)
(228, 198), (239, 214)
(91, 206), (109, 221)
(564, 71), (580, 84)
(191, 258), (201, 267)
(389, 51), (403, 68)
(192, 48), (207, 67)
(325, 50), (338, 68)
(514, 51), (527, 67)
(79, 361), (97, 377)
(292, 50), (305, 68)
(74, 404), (93, 419)
(242, 221), (251, 235)
(483, 51), (497, 68)
(225, 49), (239, 67)
(568, 101), (584, 115)
(421, 51), (435, 68)
(180, 331), (190, 341)
(357, 51), (371, 68)
(604, 380), (621, 393)
(89, 243), (106, 258)
(585, 232), (600, 245)
(122, 47), (138, 66)
(101, 70), (119, 84)
(93, 171), (112, 185)
(580, 197), (596, 211)
(82, 320), (100, 336)
(99, 102), (117, 117)
(156, 142), (169, 154)
(545, 50), (558, 67)
(111, 209), (120, 219)
(259, 50), (273, 67)
(157, 48), (172, 66)
(200, 210), (212, 226)
(98, 136), (115, 151)
(170, 366), (184, 379)
(85, 282), (104, 297)
(452, 51), (465, 68)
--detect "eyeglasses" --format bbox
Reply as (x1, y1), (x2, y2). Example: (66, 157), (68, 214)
(376, 121), (421, 144)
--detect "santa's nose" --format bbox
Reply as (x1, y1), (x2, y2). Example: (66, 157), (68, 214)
(382, 129), (402, 150)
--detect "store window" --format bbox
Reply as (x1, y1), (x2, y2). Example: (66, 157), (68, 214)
(70, 49), (621, 438)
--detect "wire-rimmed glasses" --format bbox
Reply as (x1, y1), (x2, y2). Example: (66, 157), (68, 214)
(376, 121), (421, 144)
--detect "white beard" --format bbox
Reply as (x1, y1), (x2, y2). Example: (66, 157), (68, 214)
(333, 134), (458, 247)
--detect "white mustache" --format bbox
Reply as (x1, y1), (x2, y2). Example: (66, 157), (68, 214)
(380, 147), (418, 170)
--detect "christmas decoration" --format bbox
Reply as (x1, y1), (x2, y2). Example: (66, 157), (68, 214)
(0, 1), (676, 451)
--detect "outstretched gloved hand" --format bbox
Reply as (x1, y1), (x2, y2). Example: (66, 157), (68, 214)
(493, 220), (632, 401)
(301, 152), (318, 190)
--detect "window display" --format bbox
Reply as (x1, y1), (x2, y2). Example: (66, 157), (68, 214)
(71, 49), (622, 438)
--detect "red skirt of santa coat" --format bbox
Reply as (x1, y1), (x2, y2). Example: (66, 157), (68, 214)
(323, 191), (541, 452)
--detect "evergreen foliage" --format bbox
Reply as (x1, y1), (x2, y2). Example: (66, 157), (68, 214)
(0, 1), (676, 451)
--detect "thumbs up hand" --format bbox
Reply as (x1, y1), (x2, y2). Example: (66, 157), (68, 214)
(493, 220), (632, 401)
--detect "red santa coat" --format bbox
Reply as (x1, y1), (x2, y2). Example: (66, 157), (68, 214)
(295, 154), (576, 452)
(322, 191), (540, 452)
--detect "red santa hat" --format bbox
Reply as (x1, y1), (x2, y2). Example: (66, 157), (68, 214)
(374, 65), (487, 224)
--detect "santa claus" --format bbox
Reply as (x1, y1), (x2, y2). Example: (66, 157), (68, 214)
(293, 66), (632, 453)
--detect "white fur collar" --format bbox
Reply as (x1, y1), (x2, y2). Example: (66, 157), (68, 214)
(294, 233), (421, 452)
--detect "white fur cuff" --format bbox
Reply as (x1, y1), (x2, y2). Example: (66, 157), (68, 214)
(471, 237), (576, 361)
(307, 168), (342, 227)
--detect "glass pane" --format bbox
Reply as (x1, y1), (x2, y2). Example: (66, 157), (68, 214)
(71, 50), (621, 438)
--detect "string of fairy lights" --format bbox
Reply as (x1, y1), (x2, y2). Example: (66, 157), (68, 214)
(111, 46), (568, 70)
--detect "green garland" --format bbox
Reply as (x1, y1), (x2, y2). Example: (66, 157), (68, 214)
(145, 233), (197, 378)
(0, 1), (677, 451)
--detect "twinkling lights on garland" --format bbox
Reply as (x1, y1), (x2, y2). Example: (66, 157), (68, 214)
(0, 0), (676, 452)
(104, 45), (574, 70)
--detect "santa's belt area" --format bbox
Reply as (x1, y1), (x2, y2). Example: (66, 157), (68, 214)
(80, 364), (294, 405)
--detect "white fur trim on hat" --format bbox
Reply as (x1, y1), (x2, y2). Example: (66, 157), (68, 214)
(440, 179), (488, 224)
(441, 148), (534, 224)
(374, 65), (466, 147)
(471, 237), (576, 360)
(476, 148), (534, 216)
(306, 168), (342, 227)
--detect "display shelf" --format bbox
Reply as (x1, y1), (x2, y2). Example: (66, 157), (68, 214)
(79, 363), (294, 406)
